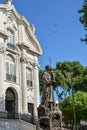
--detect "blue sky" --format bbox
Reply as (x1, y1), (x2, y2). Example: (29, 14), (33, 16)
(3, 0), (86, 70)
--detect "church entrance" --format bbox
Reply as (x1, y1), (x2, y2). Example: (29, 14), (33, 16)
(5, 88), (16, 118)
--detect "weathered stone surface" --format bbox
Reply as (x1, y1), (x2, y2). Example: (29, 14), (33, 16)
(0, 0), (42, 119)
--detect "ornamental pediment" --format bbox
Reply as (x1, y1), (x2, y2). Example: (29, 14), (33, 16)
(22, 31), (42, 55)
(0, 4), (42, 55)
(6, 6), (42, 55)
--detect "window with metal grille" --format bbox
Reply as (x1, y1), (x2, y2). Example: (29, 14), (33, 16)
(6, 55), (16, 82)
(28, 103), (34, 116)
(26, 67), (32, 87)
(7, 29), (15, 50)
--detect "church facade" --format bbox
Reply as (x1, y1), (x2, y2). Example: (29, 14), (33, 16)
(0, 0), (42, 119)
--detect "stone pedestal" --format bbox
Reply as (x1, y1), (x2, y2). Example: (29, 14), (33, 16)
(37, 103), (62, 130)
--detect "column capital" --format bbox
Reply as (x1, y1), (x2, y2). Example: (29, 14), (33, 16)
(33, 63), (40, 68)
(0, 46), (6, 53)
(20, 56), (40, 68)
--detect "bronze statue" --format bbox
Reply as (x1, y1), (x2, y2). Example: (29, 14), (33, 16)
(36, 65), (62, 130)
(41, 65), (55, 105)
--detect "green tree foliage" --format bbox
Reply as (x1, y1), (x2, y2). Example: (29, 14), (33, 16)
(55, 61), (87, 93)
(78, 0), (87, 43)
(39, 61), (87, 99)
(61, 91), (87, 123)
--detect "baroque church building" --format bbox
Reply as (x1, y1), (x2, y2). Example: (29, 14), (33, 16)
(0, 0), (42, 120)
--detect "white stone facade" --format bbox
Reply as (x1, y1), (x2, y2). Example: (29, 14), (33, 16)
(0, 1), (42, 118)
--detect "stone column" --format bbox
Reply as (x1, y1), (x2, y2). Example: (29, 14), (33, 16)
(16, 55), (19, 84)
(0, 54), (4, 109)
(21, 60), (28, 113)
(33, 63), (40, 117)
(0, 47), (7, 117)
(0, 12), (4, 30)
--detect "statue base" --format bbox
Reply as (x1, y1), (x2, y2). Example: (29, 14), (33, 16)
(36, 104), (62, 130)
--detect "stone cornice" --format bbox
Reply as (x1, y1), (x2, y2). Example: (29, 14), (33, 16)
(25, 27), (43, 56)
(11, 5), (20, 20)
(0, 30), (8, 39)
(0, 4), (20, 20)
(18, 42), (42, 56)
(6, 47), (20, 55)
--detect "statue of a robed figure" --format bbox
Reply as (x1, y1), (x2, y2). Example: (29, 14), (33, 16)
(36, 65), (62, 130)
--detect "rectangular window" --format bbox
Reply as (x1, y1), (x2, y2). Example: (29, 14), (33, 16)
(26, 68), (32, 87)
(8, 34), (14, 45)
(7, 29), (15, 50)
(6, 62), (15, 75)
(6, 62), (16, 82)
(28, 103), (34, 116)
(6, 62), (9, 74)
(7, 29), (14, 44)
(10, 64), (15, 75)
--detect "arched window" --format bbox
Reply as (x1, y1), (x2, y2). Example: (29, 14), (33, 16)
(6, 88), (15, 101)
(26, 67), (32, 87)
(7, 29), (15, 50)
(6, 55), (16, 82)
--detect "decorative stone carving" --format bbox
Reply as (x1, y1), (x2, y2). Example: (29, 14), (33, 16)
(20, 56), (31, 64)
(27, 95), (34, 102)
(20, 55), (39, 68)
(0, 46), (6, 53)
(6, 0), (12, 6)
(0, 0), (42, 120)
(31, 24), (35, 34)
(33, 62), (40, 68)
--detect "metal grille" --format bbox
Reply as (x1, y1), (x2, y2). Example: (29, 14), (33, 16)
(27, 80), (32, 87)
(6, 73), (16, 82)
(7, 43), (15, 50)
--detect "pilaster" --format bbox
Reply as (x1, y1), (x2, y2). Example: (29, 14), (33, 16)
(18, 25), (25, 44)
(0, 47), (6, 112)
(16, 55), (19, 84)
(21, 60), (28, 113)
(33, 63), (40, 117)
